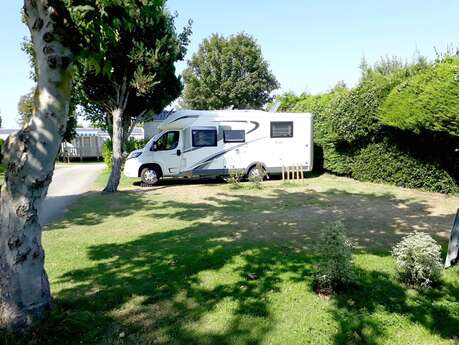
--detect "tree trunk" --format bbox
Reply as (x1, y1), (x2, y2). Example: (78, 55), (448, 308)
(103, 109), (124, 193)
(0, 1), (73, 331)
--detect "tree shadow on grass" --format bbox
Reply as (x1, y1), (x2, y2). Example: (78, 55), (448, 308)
(6, 186), (457, 344)
(330, 265), (459, 344)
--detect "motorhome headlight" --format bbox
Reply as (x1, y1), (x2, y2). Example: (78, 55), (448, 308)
(127, 151), (142, 160)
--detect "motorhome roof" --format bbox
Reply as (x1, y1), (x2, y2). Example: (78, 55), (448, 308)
(165, 109), (312, 121)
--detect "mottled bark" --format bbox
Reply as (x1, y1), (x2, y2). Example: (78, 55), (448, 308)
(0, 0), (73, 330)
(103, 77), (129, 193)
(103, 108), (124, 193)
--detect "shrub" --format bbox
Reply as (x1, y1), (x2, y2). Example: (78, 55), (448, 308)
(314, 222), (354, 293)
(392, 231), (443, 288)
(248, 162), (266, 189)
(351, 140), (458, 193)
(227, 168), (244, 188)
(102, 138), (149, 168)
(102, 140), (113, 167)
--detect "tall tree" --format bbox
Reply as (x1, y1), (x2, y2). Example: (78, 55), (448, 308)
(182, 33), (279, 110)
(0, 0), (76, 330)
(75, 1), (191, 192)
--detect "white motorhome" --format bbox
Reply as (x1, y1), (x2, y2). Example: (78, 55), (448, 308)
(124, 109), (313, 185)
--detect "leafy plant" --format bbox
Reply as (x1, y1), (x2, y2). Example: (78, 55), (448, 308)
(314, 222), (354, 293)
(226, 168), (245, 188)
(103, 138), (149, 169)
(392, 231), (443, 288)
(248, 163), (266, 189)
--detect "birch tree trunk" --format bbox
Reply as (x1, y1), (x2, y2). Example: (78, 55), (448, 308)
(0, 0), (73, 330)
(103, 108), (124, 192)
(103, 78), (129, 193)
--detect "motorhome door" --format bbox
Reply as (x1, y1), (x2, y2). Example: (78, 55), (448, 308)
(153, 130), (181, 175)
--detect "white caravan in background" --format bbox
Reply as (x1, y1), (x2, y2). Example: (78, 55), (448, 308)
(124, 109), (313, 185)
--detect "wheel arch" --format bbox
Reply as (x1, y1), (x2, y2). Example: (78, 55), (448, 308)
(245, 161), (267, 175)
(138, 163), (163, 178)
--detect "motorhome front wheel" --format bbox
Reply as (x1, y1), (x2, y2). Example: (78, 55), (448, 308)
(141, 167), (160, 185)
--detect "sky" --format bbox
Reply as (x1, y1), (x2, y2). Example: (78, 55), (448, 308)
(0, 1), (458, 128)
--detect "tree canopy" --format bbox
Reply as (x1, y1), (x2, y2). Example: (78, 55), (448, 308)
(70, 0), (191, 192)
(182, 33), (279, 110)
(75, 0), (191, 125)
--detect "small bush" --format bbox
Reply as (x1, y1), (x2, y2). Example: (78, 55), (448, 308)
(248, 162), (266, 189)
(392, 231), (442, 288)
(102, 140), (113, 167)
(314, 222), (354, 293)
(227, 168), (244, 188)
(103, 138), (149, 168)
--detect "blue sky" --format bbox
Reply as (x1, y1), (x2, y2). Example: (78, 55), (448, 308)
(0, 1), (458, 128)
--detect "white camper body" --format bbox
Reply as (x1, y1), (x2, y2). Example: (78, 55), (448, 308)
(124, 109), (313, 184)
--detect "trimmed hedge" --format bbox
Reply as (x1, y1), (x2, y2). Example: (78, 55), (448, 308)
(275, 56), (459, 193)
(352, 141), (458, 194)
(380, 57), (459, 137)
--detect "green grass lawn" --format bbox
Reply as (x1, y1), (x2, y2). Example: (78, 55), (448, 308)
(4, 173), (459, 345)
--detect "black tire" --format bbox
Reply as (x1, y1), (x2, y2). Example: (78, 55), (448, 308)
(141, 167), (160, 186)
(247, 165), (267, 180)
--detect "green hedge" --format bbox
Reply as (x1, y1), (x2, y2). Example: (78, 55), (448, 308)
(275, 56), (459, 193)
(380, 57), (459, 137)
(351, 141), (458, 194)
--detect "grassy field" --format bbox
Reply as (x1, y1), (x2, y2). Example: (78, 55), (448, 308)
(4, 172), (459, 345)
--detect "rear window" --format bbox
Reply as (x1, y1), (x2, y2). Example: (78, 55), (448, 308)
(192, 129), (217, 147)
(223, 130), (245, 143)
(270, 121), (293, 138)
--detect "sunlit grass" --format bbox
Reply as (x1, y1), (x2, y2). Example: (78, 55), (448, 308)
(2, 171), (458, 344)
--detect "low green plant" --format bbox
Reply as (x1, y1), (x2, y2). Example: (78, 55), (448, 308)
(314, 222), (354, 293)
(103, 138), (149, 168)
(392, 231), (443, 288)
(248, 163), (266, 189)
(226, 168), (244, 188)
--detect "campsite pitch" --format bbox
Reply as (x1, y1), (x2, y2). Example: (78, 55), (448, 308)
(6, 173), (458, 345)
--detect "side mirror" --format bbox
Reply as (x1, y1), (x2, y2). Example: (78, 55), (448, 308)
(176, 149), (182, 156)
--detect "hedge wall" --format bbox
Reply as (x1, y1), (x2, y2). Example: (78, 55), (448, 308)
(276, 57), (459, 194)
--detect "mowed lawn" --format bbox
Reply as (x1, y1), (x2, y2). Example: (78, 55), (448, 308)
(8, 172), (459, 345)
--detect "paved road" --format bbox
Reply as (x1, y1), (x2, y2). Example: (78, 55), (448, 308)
(40, 163), (106, 225)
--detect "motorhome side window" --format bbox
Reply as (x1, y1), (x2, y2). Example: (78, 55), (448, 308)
(270, 121), (293, 138)
(223, 130), (245, 143)
(192, 129), (217, 147)
(154, 131), (179, 151)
